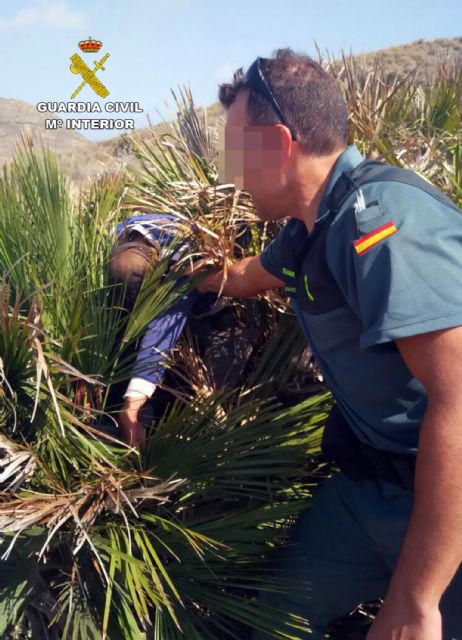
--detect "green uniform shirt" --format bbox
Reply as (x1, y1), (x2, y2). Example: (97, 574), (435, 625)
(261, 144), (462, 454)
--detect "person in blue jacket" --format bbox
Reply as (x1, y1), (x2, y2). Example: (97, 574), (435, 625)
(108, 213), (216, 447)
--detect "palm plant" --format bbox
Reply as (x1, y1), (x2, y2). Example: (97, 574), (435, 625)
(325, 50), (462, 203)
(0, 106), (329, 639)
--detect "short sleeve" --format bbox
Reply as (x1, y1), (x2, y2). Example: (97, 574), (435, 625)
(260, 219), (308, 284)
(328, 182), (462, 351)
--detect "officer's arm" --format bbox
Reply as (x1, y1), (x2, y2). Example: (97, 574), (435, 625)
(371, 326), (462, 632)
(196, 255), (284, 297)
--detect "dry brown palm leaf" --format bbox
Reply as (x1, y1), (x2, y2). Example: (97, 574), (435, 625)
(126, 89), (260, 276)
(129, 181), (257, 267)
(0, 435), (37, 493)
(0, 470), (186, 564)
(176, 329), (217, 399)
(157, 329), (228, 423)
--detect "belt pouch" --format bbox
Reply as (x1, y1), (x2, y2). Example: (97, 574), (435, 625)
(321, 404), (376, 481)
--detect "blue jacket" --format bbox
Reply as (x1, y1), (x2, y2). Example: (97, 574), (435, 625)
(115, 213), (215, 398)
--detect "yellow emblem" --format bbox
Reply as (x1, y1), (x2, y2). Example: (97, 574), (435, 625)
(70, 37), (110, 99)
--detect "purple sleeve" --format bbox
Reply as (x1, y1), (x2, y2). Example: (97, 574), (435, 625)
(131, 290), (198, 385)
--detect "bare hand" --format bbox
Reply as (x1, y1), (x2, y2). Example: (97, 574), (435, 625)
(366, 595), (442, 639)
(117, 397), (147, 448)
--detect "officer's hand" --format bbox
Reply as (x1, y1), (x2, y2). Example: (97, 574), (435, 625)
(366, 594), (442, 639)
(117, 397), (147, 448)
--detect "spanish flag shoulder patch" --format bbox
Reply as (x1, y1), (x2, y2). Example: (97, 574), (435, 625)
(353, 221), (398, 256)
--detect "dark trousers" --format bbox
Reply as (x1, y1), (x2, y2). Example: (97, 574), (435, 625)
(251, 472), (462, 639)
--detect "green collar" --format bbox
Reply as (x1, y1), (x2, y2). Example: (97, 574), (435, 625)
(316, 144), (364, 223)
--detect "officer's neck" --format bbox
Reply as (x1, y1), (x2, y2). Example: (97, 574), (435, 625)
(289, 149), (344, 234)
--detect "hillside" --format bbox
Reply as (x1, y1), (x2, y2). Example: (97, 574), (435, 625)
(0, 97), (89, 166)
(355, 36), (462, 79)
(0, 37), (461, 184)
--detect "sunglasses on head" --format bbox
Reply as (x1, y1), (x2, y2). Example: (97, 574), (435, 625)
(242, 56), (297, 142)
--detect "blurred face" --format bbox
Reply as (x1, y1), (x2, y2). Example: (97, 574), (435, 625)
(218, 88), (293, 221)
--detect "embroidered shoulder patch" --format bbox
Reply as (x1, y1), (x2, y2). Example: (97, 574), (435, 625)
(353, 221), (397, 256)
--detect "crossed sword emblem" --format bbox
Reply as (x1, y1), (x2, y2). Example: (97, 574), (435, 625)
(69, 52), (110, 99)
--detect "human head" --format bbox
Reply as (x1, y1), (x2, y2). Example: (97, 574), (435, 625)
(108, 235), (159, 310)
(218, 48), (348, 220)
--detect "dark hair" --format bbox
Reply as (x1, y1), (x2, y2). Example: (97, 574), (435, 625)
(218, 48), (348, 156)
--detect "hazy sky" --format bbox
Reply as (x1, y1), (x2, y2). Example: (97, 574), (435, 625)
(0, 0), (460, 139)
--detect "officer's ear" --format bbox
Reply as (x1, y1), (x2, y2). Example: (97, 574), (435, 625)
(274, 124), (294, 167)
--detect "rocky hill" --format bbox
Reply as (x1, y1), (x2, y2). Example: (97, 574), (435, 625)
(0, 97), (89, 166)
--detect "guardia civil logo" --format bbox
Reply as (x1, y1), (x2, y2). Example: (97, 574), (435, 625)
(69, 36), (110, 100)
(36, 36), (143, 131)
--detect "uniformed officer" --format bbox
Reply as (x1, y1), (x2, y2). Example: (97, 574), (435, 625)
(198, 48), (462, 639)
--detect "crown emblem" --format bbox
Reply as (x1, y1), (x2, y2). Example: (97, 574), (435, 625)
(78, 36), (102, 53)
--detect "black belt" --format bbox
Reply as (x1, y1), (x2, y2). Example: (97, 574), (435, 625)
(321, 404), (416, 492)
